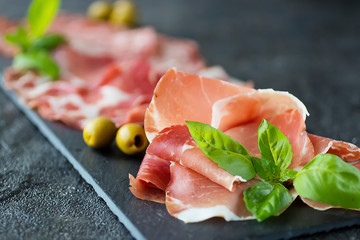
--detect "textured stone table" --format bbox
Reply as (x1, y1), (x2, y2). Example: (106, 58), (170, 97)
(1, 0), (360, 239)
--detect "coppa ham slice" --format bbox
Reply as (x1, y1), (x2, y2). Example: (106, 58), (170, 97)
(3, 46), (155, 129)
(131, 69), (360, 222)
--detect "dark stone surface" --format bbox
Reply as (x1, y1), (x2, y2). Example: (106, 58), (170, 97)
(1, 0), (360, 239)
(0, 89), (132, 239)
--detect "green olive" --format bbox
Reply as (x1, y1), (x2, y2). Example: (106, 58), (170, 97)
(87, 1), (112, 20)
(109, 0), (138, 27)
(83, 117), (117, 148)
(116, 123), (148, 155)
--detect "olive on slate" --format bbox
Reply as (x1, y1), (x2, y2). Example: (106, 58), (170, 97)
(116, 123), (148, 155)
(83, 117), (117, 148)
(87, 1), (112, 20)
(109, 0), (138, 27)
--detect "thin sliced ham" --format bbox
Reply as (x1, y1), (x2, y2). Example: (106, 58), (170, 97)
(225, 109), (314, 169)
(131, 68), (360, 222)
(129, 153), (170, 203)
(308, 134), (360, 163)
(129, 125), (246, 200)
(166, 163), (257, 222)
(145, 69), (254, 141)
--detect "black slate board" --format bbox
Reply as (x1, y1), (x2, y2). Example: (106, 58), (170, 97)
(2, 0), (360, 239)
(2, 75), (360, 240)
(3, 66), (360, 240)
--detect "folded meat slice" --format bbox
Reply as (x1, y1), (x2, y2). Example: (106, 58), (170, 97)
(166, 163), (257, 222)
(3, 46), (154, 129)
(145, 69), (308, 142)
(225, 109), (314, 169)
(145, 69), (254, 141)
(129, 153), (170, 203)
(308, 134), (360, 163)
(129, 125), (246, 199)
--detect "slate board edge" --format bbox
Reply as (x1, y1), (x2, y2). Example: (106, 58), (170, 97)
(0, 78), (146, 240)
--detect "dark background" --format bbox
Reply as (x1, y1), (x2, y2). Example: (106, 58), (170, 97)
(1, 0), (360, 239)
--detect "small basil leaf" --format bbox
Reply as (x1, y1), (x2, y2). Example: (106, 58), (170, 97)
(4, 27), (31, 52)
(32, 34), (65, 51)
(251, 157), (280, 182)
(13, 51), (59, 80)
(28, 0), (60, 37)
(209, 150), (256, 180)
(279, 169), (298, 182)
(244, 181), (293, 222)
(294, 153), (360, 209)
(258, 119), (293, 172)
(186, 121), (255, 180)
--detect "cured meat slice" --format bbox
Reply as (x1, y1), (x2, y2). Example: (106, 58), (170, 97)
(129, 153), (170, 203)
(308, 134), (360, 163)
(225, 109), (314, 169)
(145, 69), (309, 141)
(145, 69), (254, 141)
(3, 46), (155, 129)
(130, 125), (246, 195)
(166, 163), (257, 222)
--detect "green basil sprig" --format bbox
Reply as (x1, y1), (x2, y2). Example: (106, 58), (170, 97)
(4, 0), (64, 80)
(244, 120), (295, 221)
(186, 119), (360, 222)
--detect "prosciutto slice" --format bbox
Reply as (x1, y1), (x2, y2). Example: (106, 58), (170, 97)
(130, 69), (360, 222)
(166, 163), (257, 222)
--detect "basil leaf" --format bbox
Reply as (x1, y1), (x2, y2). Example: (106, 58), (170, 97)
(32, 34), (65, 51)
(186, 121), (255, 180)
(28, 0), (60, 37)
(13, 51), (59, 80)
(4, 27), (31, 52)
(279, 169), (298, 182)
(251, 157), (280, 182)
(244, 181), (293, 222)
(258, 119), (293, 172)
(294, 153), (360, 209)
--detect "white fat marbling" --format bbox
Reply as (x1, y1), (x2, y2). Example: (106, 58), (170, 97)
(175, 205), (255, 223)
